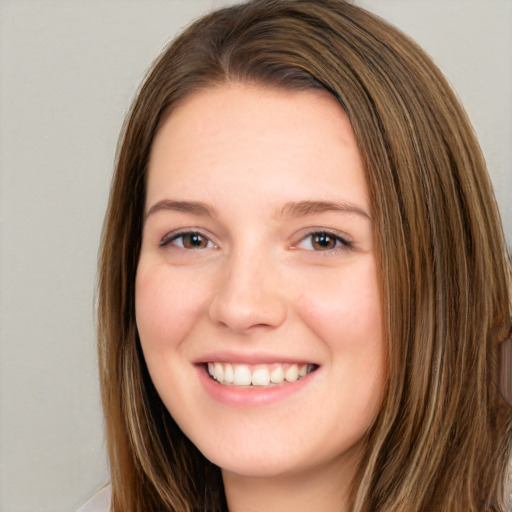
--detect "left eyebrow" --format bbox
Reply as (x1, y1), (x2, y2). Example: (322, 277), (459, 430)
(276, 200), (371, 221)
(145, 199), (217, 220)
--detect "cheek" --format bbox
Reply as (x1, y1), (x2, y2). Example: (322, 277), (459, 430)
(296, 258), (386, 409)
(297, 258), (383, 345)
(135, 263), (205, 350)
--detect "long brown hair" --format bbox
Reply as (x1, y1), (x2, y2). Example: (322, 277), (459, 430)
(97, 1), (512, 510)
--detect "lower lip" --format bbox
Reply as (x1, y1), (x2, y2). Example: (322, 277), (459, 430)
(196, 365), (317, 406)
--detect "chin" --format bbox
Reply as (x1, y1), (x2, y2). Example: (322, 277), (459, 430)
(216, 453), (305, 479)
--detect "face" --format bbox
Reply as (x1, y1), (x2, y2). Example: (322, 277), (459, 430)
(136, 84), (385, 481)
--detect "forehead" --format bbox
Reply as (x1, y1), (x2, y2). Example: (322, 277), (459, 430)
(146, 84), (369, 212)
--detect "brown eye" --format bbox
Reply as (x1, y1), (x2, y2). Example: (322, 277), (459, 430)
(294, 230), (352, 253)
(182, 233), (209, 249)
(311, 232), (336, 250)
(161, 231), (215, 250)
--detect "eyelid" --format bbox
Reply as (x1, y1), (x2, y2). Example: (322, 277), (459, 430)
(157, 227), (353, 253)
(159, 228), (217, 249)
(292, 228), (353, 252)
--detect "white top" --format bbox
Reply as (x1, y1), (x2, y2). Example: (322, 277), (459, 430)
(76, 485), (111, 512)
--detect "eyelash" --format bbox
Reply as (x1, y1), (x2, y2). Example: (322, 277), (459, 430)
(294, 230), (353, 255)
(159, 229), (353, 254)
(159, 230), (216, 250)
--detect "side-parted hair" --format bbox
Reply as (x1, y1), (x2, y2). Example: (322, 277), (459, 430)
(97, 1), (512, 510)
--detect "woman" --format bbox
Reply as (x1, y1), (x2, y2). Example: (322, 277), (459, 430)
(92, 0), (512, 510)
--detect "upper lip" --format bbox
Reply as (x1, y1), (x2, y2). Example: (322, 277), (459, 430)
(194, 351), (319, 366)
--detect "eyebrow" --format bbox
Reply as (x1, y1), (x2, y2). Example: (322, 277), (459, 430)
(145, 200), (217, 220)
(145, 198), (371, 222)
(277, 200), (371, 220)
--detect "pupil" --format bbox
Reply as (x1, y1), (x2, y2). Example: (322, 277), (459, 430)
(187, 234), (204, 247)
(314, 233), (334, 249)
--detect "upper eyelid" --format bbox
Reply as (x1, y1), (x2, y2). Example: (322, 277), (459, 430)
(293, 227), (353, 244)
(159, 228), (216, 247)
(291, 230), (355, 255)
(157, 226), (353, 248)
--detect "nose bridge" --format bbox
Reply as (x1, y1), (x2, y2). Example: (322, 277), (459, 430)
(208, 243), (286, 333)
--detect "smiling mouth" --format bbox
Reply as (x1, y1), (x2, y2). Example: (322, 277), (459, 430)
(206, 362), (318, 387)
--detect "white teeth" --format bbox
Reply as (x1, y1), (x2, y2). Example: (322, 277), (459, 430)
(233, 365), (252, 386)
(285, 364), (299, 382)
(251, 368), (270, 386)
(214, 362), (224, 382)
(224, 363), (234, 383)
(270, 366), (285, 384)
(207, 362), (315, 387)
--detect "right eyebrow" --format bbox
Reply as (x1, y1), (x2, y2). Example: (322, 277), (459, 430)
(145, 200), (216, 221)
(277, 199), (371, 221)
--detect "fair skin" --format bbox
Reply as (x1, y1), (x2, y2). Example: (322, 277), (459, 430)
(135, 84), (385, 512)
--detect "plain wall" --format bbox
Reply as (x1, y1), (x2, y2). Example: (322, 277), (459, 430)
(0, 1), (510, 511)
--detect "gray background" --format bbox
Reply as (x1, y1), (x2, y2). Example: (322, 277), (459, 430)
(0, 1), (510, 511)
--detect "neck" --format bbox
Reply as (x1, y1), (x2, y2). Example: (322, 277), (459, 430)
(222, 454), (358, 512)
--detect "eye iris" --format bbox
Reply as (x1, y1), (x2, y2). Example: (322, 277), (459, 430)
(183, 233), (207, 249)
(312, 233), (335, 250)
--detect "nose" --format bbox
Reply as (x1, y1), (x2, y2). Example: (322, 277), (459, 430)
(208, 249), (287, 334)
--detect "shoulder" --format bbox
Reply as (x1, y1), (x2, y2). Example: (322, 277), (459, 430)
(76, 484), (111, 512)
